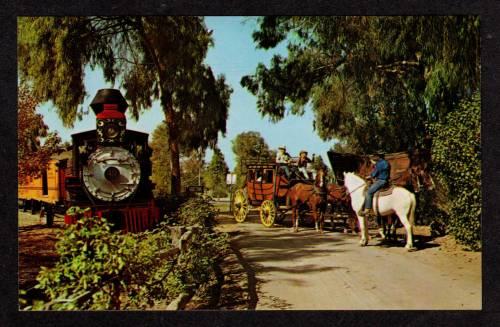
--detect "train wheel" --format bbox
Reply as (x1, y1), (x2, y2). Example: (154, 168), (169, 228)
(233, 189), (249, 223)
(260, 200), (276, 227)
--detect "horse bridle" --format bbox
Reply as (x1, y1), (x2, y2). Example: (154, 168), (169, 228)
(344, 183), (365, 197)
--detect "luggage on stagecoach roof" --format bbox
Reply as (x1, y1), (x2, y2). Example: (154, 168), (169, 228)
(90, 88), (128, 114)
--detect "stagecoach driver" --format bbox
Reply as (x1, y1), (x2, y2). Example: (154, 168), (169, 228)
(276, 145), (292, 178)
(360, 152), (390, 217)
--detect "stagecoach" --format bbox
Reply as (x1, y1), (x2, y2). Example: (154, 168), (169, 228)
(232, 160), (292, 227)
(232, 159), (346, 230)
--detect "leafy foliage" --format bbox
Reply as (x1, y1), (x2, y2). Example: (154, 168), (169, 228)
(180, 150), (205, 192)
(204, 147), (229, 198)
(242, 16), (480, 153)
(177, 197), (218, 228)
(25, 200), (228, 310)
(18, 16), (232, 194)
(429, 93), (481, 250)
(150, 122), (205, 197)
(231, 131), (273, 187)
(150, 122), (171, 198)
(32, 207), (134, 310)
(18, 86), (61, 184)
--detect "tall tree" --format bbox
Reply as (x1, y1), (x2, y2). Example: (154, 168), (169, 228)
(18, 86), (61, 184)
(150, 122), (171, 198)
(204, 147), (229, 197)
(180, 149), (205, 191)
(231, 131), (273, 187)
(18, 17), (232, 194)
(241, 16), (480, 153)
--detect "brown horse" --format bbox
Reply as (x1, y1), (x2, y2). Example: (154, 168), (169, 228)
(325, 183), (359, 233)
(287, 168), (328, 233)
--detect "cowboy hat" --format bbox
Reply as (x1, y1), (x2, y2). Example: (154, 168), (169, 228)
(300, 150), (308, 155)
(278, 145), (286, 150)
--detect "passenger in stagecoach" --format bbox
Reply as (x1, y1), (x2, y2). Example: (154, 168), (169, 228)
(275, 145), (292, 178)
(297, 150), (312, 179)
(359, 152), (391, 217)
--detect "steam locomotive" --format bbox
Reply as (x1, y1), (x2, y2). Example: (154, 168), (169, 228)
(63, 88), (160, 232)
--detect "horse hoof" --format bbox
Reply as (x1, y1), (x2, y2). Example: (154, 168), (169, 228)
(406, 246), (417, 252)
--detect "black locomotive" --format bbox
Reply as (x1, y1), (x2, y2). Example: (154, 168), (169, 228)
(64, 89), (160, 232)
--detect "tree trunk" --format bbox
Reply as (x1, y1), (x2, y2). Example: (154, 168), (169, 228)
(137, 20), (182, 195)
(169, 136), (182, 195)
(165, 104), (181, 195)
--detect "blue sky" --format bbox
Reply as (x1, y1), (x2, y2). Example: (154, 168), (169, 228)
(39, 16), (336, 170)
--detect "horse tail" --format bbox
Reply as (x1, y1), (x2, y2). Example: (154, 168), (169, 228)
(408, 191), (416, 226)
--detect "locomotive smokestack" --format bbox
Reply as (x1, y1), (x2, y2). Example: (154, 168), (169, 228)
(90, 89), (128, 114)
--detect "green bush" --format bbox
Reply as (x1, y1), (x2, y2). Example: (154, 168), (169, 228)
(429, 92), (481, 250)
(177, 197), (218, 227)
(23, 200), (228, 310)
(31, 207), (135, 310)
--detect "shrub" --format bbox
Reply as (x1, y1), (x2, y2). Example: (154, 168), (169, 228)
(24, 200), (228, 310)
(429, 92), (481, 250)
(177, 197), (218, 228)
(31, 207), (135, 310)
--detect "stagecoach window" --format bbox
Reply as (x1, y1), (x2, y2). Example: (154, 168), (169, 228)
(265, 170), (273, 183)
(247, 170), (255, 181)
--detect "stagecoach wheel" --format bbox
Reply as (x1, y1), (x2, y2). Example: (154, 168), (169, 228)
(233, 189), (249, 223)
(260, 200), (277, 228)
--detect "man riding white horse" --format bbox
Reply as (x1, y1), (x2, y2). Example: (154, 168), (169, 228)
(359, 152), (390, 217)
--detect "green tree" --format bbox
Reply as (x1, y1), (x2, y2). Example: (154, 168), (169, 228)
(429, 93), (481, 250)
(18, 86), (61, 184)
(150, 122), (171, 198)
(231, 131), (273, 187)
(181, 149), (205, 191)
(241, 16), (480, 153)
(18, 17), (232, 194)
(204, 147), (229, 198)
(150, 122), (205, 195)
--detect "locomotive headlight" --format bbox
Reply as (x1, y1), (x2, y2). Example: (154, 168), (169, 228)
(104, 123), (120, 139)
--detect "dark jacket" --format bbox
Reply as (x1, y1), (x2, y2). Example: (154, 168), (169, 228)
(371, 159), (390, 181)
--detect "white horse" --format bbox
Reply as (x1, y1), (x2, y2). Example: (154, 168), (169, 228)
(343, 172), (417, 251)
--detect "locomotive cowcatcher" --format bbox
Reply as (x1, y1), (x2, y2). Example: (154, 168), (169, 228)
(64, 89), (160, 232)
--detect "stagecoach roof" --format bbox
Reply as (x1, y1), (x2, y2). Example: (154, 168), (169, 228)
(242, 159), (277, 168)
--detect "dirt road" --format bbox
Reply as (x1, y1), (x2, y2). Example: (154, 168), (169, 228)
(18, 211), (64, 292)
(216, 212), (481, 310)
